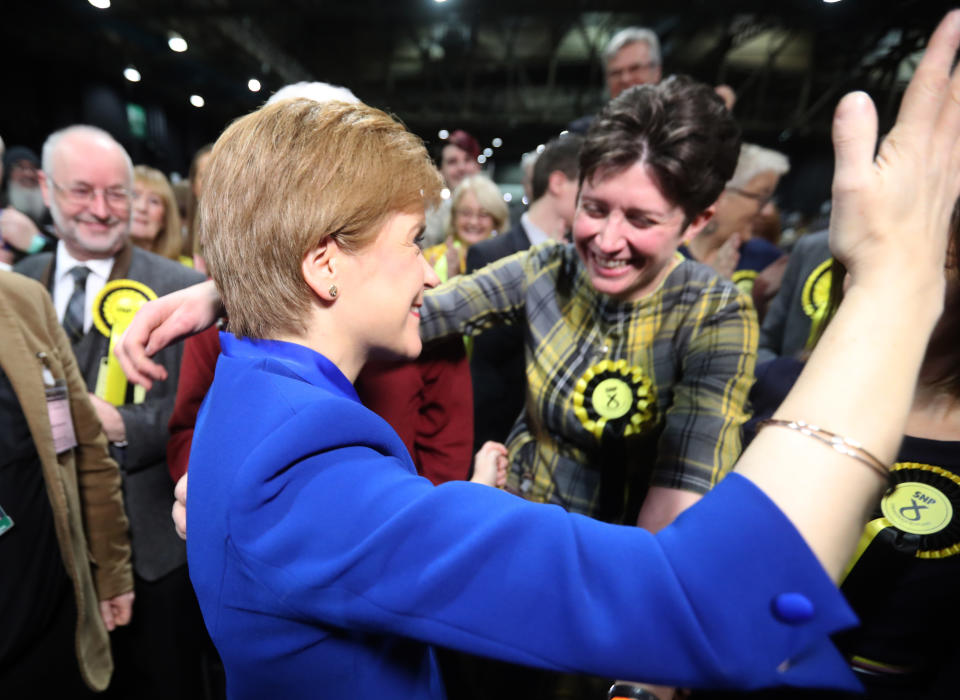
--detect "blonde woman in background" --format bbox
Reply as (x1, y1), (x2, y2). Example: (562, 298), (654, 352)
(184, 144), (213, 272)
(130, 165), (190, 265)
(424, 174), (507, 281)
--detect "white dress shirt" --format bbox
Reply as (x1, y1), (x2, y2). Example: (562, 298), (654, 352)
(520, 212), (551, 247)
(53, 242), (115, 335)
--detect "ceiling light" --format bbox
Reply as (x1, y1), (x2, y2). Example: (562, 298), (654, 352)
(190, 94), (205, 108)
(438, 129), (449, 139)
(440, 188), (451, 200)
(123, 66), (141, 82)
(168, 32), (188, 53)
(823, 0), (842, 3)
(477, 154), (487, 164)
(89, 0), (111, 8)
(503, 192), (512, 202)
(536, 144), (545, 154)
(434, 0), (448, 3)
(491, 137), (502, 148)
(483, 147), (493, 158)
(248, 78), (262, 92)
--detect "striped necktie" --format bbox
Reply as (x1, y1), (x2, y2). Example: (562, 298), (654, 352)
(63, 265), (91, 343)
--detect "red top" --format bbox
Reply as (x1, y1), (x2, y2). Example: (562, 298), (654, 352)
(167, 328), (473, 485)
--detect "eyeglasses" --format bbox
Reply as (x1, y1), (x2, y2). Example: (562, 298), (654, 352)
(608, 61), (660, 81)
(725, 186), (773, 209)
(50, 179), (131, 210)
(456, 208), (493, 221)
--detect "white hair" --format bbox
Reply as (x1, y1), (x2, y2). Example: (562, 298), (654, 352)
(266, 82), (360, 106)
(727, 143), (790, 190)
(521, 150), (540, 172)
(41, 125), (133, 183)
(604, 27), (661, 66)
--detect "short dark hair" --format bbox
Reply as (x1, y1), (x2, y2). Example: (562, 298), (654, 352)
(433, 129), (481, 165)
(531, 134), (583, 202)
(580, 75), (741, 221)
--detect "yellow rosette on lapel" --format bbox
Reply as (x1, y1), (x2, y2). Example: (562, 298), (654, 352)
(92, 279), (157, 406)
(573, 358), (658, 442)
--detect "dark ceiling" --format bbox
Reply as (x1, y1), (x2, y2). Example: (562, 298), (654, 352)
(1, 0), (948, 188)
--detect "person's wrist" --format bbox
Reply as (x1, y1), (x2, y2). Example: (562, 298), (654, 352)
(842, 279), (944, 330)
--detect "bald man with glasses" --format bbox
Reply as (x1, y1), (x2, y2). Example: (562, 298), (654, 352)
(14, 124), (209, 699)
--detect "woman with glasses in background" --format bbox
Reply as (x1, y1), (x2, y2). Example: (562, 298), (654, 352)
(424, 174), (508, 282)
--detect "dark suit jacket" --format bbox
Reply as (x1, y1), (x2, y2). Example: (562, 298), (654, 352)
(757, 230), (831, 364)
(464, 224), (531, 451)
(15, 243), (205, 580)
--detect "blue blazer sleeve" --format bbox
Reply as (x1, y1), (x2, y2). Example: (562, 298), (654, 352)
(198, 394), (858, 692)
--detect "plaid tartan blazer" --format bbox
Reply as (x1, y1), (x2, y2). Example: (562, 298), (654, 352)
(422, 242), (757, 522)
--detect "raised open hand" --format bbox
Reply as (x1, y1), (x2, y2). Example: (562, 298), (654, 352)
(829, 11), (960, 299)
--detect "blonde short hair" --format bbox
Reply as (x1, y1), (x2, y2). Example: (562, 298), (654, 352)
(132, 165), (182, 261)
(444, 174), (509, 242)
(200, 98), (442, 339)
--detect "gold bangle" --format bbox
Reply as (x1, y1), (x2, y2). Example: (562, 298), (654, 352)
(756, 419), (891, 482)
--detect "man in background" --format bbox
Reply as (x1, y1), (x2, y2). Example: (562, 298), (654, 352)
(569, 27), (662, 133)
(4, 145), (46, 224)
(15, 124), (208, 699)
(0, 138), (51, 268)
(465, 134), (583, 452)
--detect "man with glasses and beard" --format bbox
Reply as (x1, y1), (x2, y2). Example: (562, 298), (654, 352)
(14, 125), (209, 700)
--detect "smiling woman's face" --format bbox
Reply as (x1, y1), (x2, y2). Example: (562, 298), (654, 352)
(573, 161), (703, 302)
(454, 189), (495, 247)
(130, 182), (166, 243)
(335, 210), (439, 362)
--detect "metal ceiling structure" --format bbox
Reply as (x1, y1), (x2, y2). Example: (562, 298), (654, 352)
(0, 0), (947, 184)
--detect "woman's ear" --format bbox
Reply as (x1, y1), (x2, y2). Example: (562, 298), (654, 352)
(302, 237), (340, 302)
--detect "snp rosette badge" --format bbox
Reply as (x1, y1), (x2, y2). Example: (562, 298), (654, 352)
(878, 462), (960, 558)
(573, 358), (657, 441)
(92, 279), (157, 406)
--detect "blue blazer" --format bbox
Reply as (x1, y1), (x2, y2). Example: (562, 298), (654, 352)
(188, 333), (860, 699)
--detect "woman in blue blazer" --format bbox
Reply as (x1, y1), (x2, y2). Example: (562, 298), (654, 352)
(118, 13), (960, 699)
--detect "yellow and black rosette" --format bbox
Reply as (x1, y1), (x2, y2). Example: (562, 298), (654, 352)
(92, 279), (157, 406)
(801, 258), (833, 320)
(842, 462), (960, 582)
(573, 359), (657, 442)
(802, 257), (833, 349)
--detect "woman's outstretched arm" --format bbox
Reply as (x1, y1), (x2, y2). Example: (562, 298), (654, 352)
(735, 10), (960, 580)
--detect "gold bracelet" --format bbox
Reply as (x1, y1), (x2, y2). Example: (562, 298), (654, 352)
(756, 419), (891, 482)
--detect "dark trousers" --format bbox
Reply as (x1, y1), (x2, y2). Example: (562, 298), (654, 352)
(102, 565), (220, 700)
(0, 587), (96, 699)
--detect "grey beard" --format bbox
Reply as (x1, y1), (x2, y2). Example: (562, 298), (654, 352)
(7, 183), (47, 222)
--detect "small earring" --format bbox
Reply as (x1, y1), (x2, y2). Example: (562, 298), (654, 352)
(328, 284), (338, 298)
